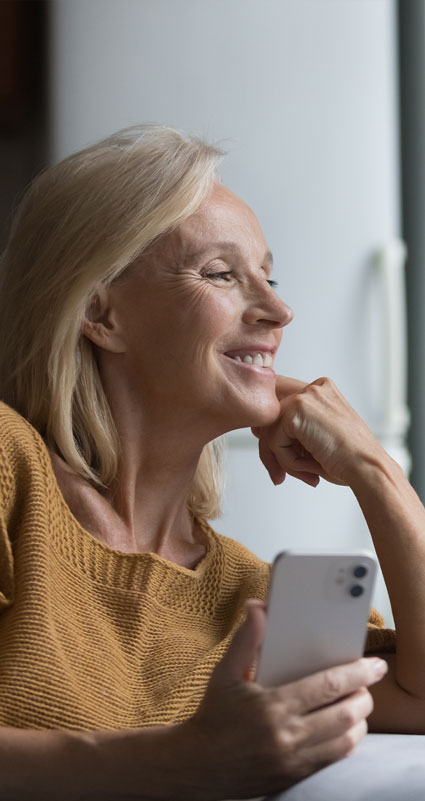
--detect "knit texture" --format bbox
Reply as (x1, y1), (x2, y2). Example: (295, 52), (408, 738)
(0, 402), (395, 731)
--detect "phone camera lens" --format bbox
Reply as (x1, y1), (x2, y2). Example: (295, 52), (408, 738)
(350, 584), (364, 598)
(353, 565), (367, 579)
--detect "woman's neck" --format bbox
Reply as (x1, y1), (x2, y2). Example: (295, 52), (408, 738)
(49, 446), (208, 566)
(49, 377), (213, 562)
(86, 355), (218, 557)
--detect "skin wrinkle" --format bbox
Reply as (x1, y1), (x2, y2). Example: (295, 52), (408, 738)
(173, 241), (274, 274)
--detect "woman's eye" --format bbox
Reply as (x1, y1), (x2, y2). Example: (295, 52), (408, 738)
(206, 271), (233, 281)
(203, 271), (278, 288)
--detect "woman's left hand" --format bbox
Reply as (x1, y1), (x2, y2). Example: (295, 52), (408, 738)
(252, 375), (385, 489)
(255, 379), (425, 715)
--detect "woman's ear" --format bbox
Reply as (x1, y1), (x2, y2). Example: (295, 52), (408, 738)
(82, 285), (126, 353)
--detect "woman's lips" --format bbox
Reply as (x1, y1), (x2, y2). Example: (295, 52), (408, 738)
(223, 351), (275, 376)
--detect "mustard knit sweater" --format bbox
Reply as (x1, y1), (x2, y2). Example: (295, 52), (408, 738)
(0, 402), (395, 731)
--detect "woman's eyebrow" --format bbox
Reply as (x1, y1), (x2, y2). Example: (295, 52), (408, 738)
(180, 242), (274, 268)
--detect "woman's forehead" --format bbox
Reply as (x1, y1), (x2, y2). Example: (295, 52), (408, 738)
(167, 185), (268, 262)
(194, 183), (260, 231)
(135, 184), (270, 275)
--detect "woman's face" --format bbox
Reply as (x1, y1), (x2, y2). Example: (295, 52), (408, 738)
(96, 183), (293, 438)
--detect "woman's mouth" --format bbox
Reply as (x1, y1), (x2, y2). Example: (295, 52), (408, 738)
(223, 349), (276, 375)
(229, 352), (273, 367)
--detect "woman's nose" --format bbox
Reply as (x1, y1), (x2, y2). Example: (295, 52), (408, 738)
(242, 286), (294, 329)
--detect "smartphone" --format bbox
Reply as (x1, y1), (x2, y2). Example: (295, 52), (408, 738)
(255, 551), (378, 687)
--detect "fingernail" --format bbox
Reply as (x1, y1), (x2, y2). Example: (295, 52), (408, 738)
(372, 658), (388, 678)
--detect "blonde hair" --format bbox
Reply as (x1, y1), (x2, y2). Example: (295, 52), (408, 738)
(0, 124), (225, 519)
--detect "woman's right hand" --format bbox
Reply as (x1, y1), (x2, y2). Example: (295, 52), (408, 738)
(181, 599), (387, 800)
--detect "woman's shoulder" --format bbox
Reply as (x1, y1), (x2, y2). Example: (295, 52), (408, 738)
(0, 402), (46, 501)
(0, 402), (43, 451)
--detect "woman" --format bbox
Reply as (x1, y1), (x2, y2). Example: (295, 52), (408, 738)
(0, 124), (423, 800)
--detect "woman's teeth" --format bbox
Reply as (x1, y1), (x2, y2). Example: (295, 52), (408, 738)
(231, 353), (273, 368)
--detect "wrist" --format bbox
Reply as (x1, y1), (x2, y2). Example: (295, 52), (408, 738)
(347, 447), (404, 499)
(91, 721), (208, 801)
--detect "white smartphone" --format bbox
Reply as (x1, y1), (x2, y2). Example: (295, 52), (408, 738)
(255, 551), (378, 687)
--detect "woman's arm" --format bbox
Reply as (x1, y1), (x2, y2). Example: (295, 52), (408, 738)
(257, 376), (425, 722)
(0, 724), (193, 801)
(367, 654), (425, 733)
(350, 450), (425, 700)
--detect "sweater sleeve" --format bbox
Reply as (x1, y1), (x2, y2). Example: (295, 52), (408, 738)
(0, 418), (16, 612)
(365, 607), (396, 653)
(0, 511), (13, 611)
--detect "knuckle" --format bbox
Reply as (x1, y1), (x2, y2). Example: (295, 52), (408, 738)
(358, 686), (374, 716)
(277, 727), (297, 755)
(265, 728), (298, 777)
(274, 725), (311, 779)
(258, 702), (280, 735)
(338, 703), (357, 729)
(289, 396), (305, 418)
(341, 720), (367, 758)
(258, 694), (292, 747)
(278, 691), (302, 723)
(310, 376), (330, 392)
(269, 687), (290, 712)
(322, 669), (343, 699)
(341, 728), (357, 756)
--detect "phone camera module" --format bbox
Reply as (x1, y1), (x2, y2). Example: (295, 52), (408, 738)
(350, 584), (364, 598)
(353, 565), (368, 579)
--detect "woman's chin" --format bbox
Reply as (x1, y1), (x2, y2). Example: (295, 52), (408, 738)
(224, 396), (281, 432)
(249, 405), (281, 429)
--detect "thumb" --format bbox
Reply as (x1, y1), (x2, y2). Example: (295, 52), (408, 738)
(212, 599), (267, 686)
(275, 375), (308, 400)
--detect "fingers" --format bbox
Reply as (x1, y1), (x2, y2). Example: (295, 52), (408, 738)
(301, 718), (368, 773)
(275, 375), (309, 400)
(302, 688), (373, 747)
(276, 448), (322, 478)
(258, 436), (287, 486)
(284, 657), (388, 716)
(289, 471), (320, 487)
(257, 432), (321, 487)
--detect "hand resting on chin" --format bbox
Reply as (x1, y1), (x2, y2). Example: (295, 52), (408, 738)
(252, 375), (385, 489)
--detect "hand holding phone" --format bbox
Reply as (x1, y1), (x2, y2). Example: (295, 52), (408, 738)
(190, 565), (385, 801)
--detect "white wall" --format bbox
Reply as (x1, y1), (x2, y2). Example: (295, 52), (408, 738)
(50, 0), (401, 625)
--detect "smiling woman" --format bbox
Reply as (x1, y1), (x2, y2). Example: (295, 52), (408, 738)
(0, 125), (423, 800)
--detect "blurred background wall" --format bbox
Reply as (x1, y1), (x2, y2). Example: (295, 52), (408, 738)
(0, 1), (48, 250)
(2, 0), (424, 627)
